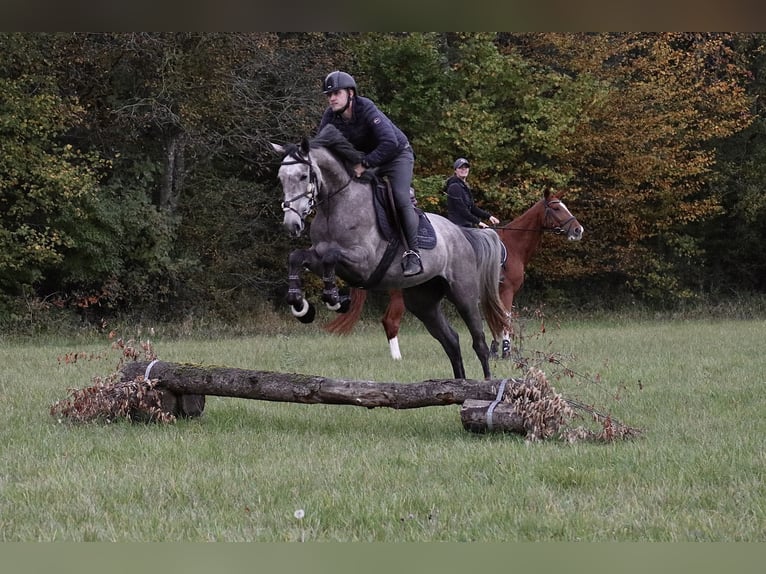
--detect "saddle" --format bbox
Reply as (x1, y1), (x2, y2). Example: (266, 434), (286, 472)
(369, 176), (437, 249)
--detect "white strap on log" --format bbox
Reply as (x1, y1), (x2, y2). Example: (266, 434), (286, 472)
(485, 378), (508, 432)
(144, 359), (160, 382)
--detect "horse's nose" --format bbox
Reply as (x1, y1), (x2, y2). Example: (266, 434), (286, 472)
(570, 225), (584, 240)
(283, 216), (304, 237)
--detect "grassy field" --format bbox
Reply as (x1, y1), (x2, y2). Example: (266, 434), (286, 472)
(1, 310), (764, 541)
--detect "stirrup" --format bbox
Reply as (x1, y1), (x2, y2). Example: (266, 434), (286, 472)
(402, 250), (421, 260)
(401, 250), (422, 276)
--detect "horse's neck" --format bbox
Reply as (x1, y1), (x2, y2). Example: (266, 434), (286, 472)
(315, 150), (352, 192)
(314, 152), (375, 224)
(506, 202), (546, 265)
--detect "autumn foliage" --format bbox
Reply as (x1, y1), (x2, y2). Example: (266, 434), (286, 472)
(520, 33), (753, 296)
(1, 33), (763, 325)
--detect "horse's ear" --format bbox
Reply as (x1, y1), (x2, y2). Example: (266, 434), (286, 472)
(270, 142), (285, 155)
(300, 137), (311, 155)
(543, 186), (552, 200)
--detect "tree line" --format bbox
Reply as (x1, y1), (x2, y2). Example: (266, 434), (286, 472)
(2, 32), (765, 329)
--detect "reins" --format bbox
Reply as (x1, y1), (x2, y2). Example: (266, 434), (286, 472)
(491, 225), (567, 234)
(488, 198), (576, 235)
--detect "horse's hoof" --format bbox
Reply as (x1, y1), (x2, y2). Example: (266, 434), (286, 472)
(297, 304), (316, 323)
(325, 296), (350, 313)
(338, 295), (351, 314)
(290, 299), (316, 324)
(501, 340), (511, 359)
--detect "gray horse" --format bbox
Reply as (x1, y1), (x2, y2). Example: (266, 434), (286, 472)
(272, 125), (508, 380)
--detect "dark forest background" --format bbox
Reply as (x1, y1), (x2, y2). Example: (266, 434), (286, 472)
(3, 33), (766, 331)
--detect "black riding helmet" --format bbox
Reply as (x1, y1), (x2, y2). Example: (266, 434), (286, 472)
(323, 70), (357, 94)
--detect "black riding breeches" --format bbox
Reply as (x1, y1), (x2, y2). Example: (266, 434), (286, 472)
(377, 146), (418, 250)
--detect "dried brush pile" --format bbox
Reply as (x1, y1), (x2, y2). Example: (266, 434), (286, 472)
(50, 337), (174, 424)
(510, 368), (642, 443)
(50, 372), (175, 424)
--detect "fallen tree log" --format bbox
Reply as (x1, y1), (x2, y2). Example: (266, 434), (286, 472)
(70, 361), (640, 441)
(119, 360), (522, 416)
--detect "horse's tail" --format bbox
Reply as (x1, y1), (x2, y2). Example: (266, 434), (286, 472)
(466, 229), (510, 340)
(323, 288), (367, 335)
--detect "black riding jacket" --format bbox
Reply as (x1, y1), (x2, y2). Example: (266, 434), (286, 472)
(445, 175), (492, 227)
(318, 96), (409, 168)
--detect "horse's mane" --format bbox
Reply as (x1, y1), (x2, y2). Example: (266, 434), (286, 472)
(308, 124), (363, 165)
(279, 124), (361, 177)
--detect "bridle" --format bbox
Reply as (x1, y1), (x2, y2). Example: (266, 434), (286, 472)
(543, 197), (578, 235)
(493, 197), (578, 235)
(279, 148), (355, 224)
(280, 152), (320, 221)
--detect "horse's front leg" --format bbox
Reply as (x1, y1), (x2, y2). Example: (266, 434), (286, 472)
(287, 249), (317, 323)
(319, 249), (351, 313)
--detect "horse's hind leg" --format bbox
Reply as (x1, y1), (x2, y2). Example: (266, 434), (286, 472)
(402, 283), (466, 379)
(449, 292), (493, 380)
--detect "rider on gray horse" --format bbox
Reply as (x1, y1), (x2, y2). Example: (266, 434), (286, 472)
(318, 70), (422, 277)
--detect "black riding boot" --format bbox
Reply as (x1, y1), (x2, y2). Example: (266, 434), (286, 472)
(399, 206), (422, 277)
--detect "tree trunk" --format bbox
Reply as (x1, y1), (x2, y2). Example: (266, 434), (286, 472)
(159, 131), (185, 213)
(119, 361), (523, 417)
(460, 399), (526, 434)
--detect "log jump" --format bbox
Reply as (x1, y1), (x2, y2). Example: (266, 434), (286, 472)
(115, 361), (599, 439)
(51, 360), (639, 441)
(119, 359), (519, 411)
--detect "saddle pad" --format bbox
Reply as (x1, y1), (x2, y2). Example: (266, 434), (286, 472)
(371, 181), (437, 250)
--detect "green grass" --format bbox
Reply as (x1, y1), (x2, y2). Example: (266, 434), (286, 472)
(1, 312), (764, 541)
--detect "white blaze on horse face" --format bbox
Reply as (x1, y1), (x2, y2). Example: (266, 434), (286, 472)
(558, 199), (585, 241)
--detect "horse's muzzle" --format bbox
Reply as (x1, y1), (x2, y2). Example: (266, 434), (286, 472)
(283, 216), (305, 237)
(568, 225), (584, 241)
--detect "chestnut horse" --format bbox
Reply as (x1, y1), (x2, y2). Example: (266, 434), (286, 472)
(324, 187), (584, 359)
